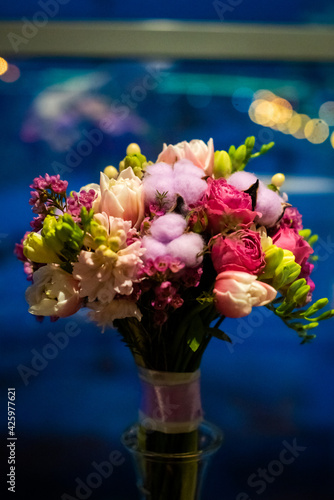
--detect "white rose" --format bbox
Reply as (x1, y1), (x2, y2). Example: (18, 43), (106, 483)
(26, 264), (81, 318)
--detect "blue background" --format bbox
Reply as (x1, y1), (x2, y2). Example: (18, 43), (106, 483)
(0, 4), (334, 499)
(1, 0), (334, 24)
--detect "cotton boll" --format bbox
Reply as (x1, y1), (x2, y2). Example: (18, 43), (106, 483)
(227, 171), (258, 191)
(175, 175), (208, 206)
(142, 175), (176, 209)
(255, 181), (283, 227)
(167, 233), (204, 267)
(173, 159), (205, 178)
(144, 162), (174, 177)
(150, 213), (187, 243)
(141, 236), (167, 261)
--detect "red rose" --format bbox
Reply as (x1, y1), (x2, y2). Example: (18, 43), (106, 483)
(203, 178), (257, 234)
(211, 229), (266, 275)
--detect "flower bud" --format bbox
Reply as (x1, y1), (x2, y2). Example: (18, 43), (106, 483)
(126, 143), (141, 155)
(23, 232), (62, 264)
(104, 165), (118, 179)
(213, 150), (232, 178)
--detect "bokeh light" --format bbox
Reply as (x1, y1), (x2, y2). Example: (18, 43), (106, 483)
(0, 57), (8, 76)
(319, 101), (334, 126)
(0, 64), (20, 83)
(291, 114), (310, 139)
(304, 118), (329, 144)
(330, 131), (334, 148)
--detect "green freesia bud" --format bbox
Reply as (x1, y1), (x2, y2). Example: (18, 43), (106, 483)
(273, 253), (301, 289)
(42, 215), (63, 253)
(245, 136), (255, 150)
(286, 278), (306, 303)
(43, 214), (84, 257)
(294, 284), (311, 306)
(23, 232), (62, 264)
(213, 150), (232, 178)
(235, 144), (246, 163)
(261, 245), (284, 280)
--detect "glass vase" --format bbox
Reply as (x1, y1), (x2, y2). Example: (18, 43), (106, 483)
(121, 368), (223, 500)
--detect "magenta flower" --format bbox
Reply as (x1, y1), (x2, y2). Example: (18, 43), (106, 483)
(67, 189), (97, 219)
(202, 178), (257, 233)
(272, 226), (313, 266)
(211, 229), (266, 275)
(280, 206), (303, 232)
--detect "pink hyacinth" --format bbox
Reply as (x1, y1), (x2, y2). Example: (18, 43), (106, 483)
(67, 189), (97, 219)
(30, 173), (68, 193)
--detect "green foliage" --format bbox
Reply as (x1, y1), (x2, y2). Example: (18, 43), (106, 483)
(299, 228), (319, 261)
(120, 153), (147, 178)
(267, 278), (334, 343)
(260, 246), (301, 290)
(228, 136), (274, 173)
(42, 213), (84, 263)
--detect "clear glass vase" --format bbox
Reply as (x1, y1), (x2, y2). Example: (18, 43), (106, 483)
(121, 368), (223, 500)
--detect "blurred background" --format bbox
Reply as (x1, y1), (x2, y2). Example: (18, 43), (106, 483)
(1, 2), (334, 500)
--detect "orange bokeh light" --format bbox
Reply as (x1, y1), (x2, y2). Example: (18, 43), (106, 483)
(0, 57), (8, 76)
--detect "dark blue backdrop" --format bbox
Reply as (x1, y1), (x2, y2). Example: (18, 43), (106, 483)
(1, 0), (334, 24)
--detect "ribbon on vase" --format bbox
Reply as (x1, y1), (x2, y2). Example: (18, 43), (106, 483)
(138, 367), (203, 434)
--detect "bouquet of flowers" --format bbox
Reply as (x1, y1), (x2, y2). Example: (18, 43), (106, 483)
(16, 137), (333, 500)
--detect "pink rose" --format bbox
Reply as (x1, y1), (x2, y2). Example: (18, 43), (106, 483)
(272, 226), (313, 265)
(211, 229), (266, 275)
(213, 271), (277, 318)
(157, 138), (214, 175)
(203, 178), (257, 234)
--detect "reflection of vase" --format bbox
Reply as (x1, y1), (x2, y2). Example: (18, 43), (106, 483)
(121, 367), (223, 500)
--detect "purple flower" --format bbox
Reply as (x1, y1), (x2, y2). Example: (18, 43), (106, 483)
(280, 207), (303, 232)
(30, 174), (68, 193)
(67, 189), (97, 219)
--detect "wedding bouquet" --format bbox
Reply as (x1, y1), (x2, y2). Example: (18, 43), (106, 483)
(16, 137), (333, 499)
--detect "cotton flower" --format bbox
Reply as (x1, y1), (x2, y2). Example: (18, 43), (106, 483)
(150, 213), (187, 243)
(143, 159), (207, 211)
(227, 171), (284, 227)
(25, 264), (81, 317)
(166, 233), (204, 267)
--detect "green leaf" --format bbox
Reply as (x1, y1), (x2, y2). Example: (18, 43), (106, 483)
(186, 315), (206, 353)
(207, 327), (232, 343)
